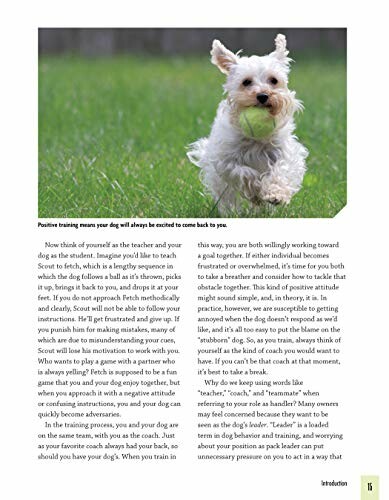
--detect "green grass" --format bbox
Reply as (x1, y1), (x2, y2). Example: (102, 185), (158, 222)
(39, 53), (346, 218)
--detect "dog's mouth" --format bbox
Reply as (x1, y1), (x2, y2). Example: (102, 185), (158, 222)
(257, 103), (273, 110)
(255, 102), (272, 108)
(255, 102), (275, 115)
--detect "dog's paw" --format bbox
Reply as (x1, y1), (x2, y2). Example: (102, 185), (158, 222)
(265, 197), (282, 205)
(261, 186), (293, 205)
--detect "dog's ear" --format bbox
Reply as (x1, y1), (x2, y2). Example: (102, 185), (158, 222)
(271, 33), (290, 62)
(211, 40), (239, 75)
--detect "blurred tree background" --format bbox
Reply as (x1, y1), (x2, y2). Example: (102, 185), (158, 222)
(39, 28), (345, 57)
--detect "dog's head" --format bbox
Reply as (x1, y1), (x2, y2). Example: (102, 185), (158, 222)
(211, 34), (302, 122)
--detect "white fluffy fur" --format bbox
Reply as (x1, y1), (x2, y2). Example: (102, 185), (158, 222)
(187, 34), (308, 214)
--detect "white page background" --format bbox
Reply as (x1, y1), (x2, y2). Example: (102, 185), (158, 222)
(2, 2), (387, 499)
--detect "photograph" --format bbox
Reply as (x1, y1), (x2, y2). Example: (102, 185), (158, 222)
(38, 28), (346, 218)
(4, 5), (388, 499)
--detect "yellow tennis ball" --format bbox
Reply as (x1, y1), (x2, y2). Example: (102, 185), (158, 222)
(239, 107), (275, 139)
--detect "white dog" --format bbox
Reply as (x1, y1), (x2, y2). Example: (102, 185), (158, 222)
(187, 33), (308, 214)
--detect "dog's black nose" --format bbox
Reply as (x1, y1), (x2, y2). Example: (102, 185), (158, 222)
(257, 93), (269, 104)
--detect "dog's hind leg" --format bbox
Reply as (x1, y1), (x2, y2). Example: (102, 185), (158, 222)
(202, 170), (239, 216)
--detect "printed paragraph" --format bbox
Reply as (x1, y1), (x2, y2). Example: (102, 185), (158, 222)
(36, 240), (183, 462)
(196, 240), (345, 462)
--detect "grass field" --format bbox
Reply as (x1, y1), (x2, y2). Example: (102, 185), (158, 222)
(38, 53), (346, 218)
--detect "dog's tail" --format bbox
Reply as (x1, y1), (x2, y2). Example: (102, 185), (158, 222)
(186, 137), (208, 168)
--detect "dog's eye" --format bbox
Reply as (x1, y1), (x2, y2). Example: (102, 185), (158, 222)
(242, 79), (252, 87)
(269, 77), (278, 85)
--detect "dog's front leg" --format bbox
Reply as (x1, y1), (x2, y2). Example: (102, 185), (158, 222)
(258, 174), (294, 205)
(259, 159), (305, 205)
(215, 161), (263, 203)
